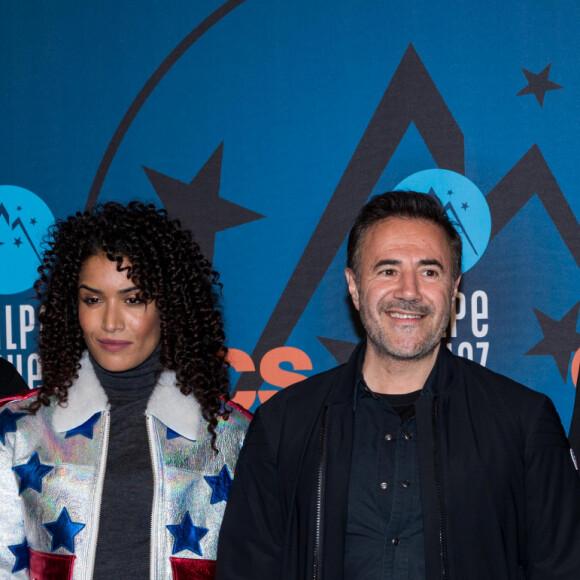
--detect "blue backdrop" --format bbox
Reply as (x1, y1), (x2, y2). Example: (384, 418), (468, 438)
(1, 0), (579, 431)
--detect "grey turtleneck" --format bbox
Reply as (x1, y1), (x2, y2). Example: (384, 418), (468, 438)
(90, 346), (161, 579)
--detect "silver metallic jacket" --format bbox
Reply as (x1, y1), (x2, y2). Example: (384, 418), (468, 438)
(0, 353), (251, 580)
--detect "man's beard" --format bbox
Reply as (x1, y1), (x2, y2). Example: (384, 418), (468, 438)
(359, 298), (450, 362)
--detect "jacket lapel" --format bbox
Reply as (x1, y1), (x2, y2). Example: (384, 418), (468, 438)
(52, 352), (202, 440)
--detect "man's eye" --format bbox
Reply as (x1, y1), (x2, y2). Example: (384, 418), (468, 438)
(423, 269), (437, 277)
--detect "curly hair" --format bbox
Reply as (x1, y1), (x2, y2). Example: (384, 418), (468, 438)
(30, 201), (230, 448)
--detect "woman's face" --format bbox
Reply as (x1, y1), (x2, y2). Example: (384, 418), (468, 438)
(78, 253), (161, 372)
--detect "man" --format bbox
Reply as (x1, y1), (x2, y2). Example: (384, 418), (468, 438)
(217, 191), (580, 580)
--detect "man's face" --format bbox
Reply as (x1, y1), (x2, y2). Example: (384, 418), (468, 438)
(345, 217), (460, 362)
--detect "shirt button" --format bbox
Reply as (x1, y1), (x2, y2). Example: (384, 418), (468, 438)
(402, 480), (410, 488)
(392, 538), (400, 545)
(404, 433), (412, 440)
(380, 482), (388, 490)
(385, 434), (393, 441)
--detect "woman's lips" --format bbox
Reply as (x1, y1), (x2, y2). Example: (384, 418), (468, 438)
(97, 339), (132, 352)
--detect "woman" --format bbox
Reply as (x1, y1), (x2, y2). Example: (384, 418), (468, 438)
(0, 201), (250, 579)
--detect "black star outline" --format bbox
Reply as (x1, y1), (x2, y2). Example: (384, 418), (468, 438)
(517, 63), (563, 107)
(30, 218), (37, 226)
(447, 189), (453, 196)
(143, 143), (264, 262)
(13, 237), (22, 248)
(461, 202), (469, 211)
(526, 302), (580, 380)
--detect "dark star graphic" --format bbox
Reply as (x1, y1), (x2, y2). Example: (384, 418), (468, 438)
(143, 143), (264, 262)
(12, 451), (54, 494)
(30, 218), (37, 226)
(43, 508), (85, 553)
(86, 0), (248, 208)
(517, 64), (563, 107)
(0, 409), (27, 444)
(13, 237), (22, 247)
(447, 189), (453, 196)
(8, 539), (29, 573)
(204, 464), (233, 504)
(317, 337), (358, 365)
(167, 512), (208, 555)
(461, 202), (469, 211)
(16, 206), (22, 211)
(526, 302), (580, 380)
(65, 412), (101, 439)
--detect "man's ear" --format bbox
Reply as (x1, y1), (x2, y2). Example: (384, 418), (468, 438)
(345, 268), (360, 311)
(452, 274), (461, 299)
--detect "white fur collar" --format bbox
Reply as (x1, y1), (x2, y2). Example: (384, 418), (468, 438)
(52, 351), (202, 440)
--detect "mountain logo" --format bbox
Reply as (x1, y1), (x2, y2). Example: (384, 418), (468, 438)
(0, 186), (54, 295)
(395, 169), (492, 273)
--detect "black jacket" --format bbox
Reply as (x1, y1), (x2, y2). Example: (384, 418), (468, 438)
(217, 343), (580, 580)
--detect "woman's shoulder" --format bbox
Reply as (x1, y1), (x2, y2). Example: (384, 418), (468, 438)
(0, 388), (42, 412)
(220, 399), (252, 432)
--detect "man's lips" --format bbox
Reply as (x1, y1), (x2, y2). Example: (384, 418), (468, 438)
(97, 339), (132, 351)
(387, 311), (424, 320)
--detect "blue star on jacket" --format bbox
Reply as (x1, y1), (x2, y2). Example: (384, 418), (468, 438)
(65, 412), (101, 439)
(166, 427), (181, 440)
(167, 512), (208, 556)
(43, 508), (85, 553)
(204, 464), (233, 504)
(0, 408), (26, 444)
(13, 451), (53, 494)
(8, 539), (29, 573)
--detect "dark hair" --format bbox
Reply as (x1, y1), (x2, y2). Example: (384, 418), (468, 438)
(31, 201), (230, 448)
(347, 191), (462, 280)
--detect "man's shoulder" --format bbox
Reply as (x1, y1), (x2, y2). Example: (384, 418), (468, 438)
(447, 348), (549, 409)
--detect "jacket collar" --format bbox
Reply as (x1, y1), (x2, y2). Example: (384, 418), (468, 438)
(346, 338), (455, 407)
(52, 351), (202, 440)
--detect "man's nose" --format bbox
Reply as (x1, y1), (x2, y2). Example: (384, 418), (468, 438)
(393, 271), (421, 301)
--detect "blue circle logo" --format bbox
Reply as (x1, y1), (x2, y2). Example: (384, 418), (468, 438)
(394, 170), (491, 273)
(0, 186), (54, 294)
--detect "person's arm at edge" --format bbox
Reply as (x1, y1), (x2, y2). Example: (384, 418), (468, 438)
(0, 358), (29, 398)
(524, 397), (580, 579)
(0, 401), (28, 578)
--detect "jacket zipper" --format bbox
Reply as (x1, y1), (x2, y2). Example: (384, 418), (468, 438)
(85, 410), (110, 580)
(146, 415), (160, 580)
(313, 406), (329, 580)
(431, 397), (449, 580)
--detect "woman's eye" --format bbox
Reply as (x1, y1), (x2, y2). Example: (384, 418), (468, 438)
(126, 296), (143, 305)
(82, 296), (100, 305)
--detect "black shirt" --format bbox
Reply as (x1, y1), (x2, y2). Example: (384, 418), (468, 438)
(345, 350), (437, 580)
